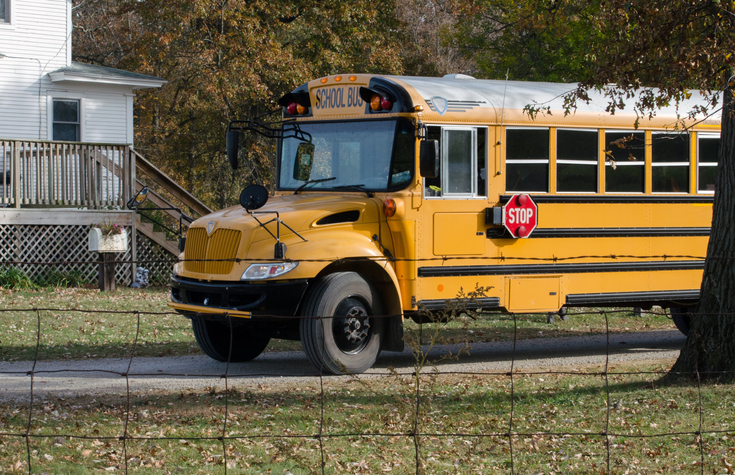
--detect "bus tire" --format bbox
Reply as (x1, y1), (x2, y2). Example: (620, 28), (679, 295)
(300, 272), (383, 375)
(192, 317), (270, 362)
(669, 307), (692, 336)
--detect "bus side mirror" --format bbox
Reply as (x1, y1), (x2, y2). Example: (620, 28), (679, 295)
(420, 140), (439, 178)
(293, 142), (315, 181)
(226, 130), (240, 170)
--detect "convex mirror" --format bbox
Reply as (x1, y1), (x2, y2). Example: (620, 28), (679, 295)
(293, 142), (315, 182)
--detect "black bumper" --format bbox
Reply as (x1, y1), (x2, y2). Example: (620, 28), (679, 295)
(170, 275), (309, 318)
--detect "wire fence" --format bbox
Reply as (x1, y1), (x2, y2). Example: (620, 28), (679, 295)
(0, 254), (734, 474)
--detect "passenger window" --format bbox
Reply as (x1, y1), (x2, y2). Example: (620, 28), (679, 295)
(604, 131), (645, 193)
(424, 126), (487, 198)
(697, 133), (719, 193)
(557, 129), (598, 193)
(445, 129), (473, 195)
(506, 128), (549, 192)
(652, 133), (689, 193)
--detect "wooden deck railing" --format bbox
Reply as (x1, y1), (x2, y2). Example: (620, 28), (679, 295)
(0, 140), (211, 222)
(1, 139), (134, 209)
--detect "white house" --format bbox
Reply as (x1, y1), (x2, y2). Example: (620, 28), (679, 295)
(0, 0), (209, 286)
(0, 0), (166, 144)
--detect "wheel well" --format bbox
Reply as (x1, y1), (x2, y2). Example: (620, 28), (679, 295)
(311, 259), (404, 352)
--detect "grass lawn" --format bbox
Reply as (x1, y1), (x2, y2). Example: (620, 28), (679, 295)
(2, 288), (731, 474)
(0, 287), (679, 361)
(0, 360), (733, 474)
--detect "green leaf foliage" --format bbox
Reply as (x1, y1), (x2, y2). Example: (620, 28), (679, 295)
(453, 0), (608, 82)
(73, 0), (408, 209)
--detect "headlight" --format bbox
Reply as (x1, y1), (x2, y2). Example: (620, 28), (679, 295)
(172, 254), (183, 276)
(241, 262), (298, 280)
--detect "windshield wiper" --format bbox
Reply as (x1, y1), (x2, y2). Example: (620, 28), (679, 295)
(331, 184), (374, 198)
(293, 177), (336, 195)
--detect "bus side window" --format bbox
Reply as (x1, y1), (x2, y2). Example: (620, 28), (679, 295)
(424, 126), (442, 196)
(506, 128), (550, 193)
(557, 129), (598, 193)
(477, 128), (487, 197)
(445, 129), (474, 195)
(652, 132), (689, 193)
(605, 131), (645, 193)
(424, 126), (487, 198)
(698, 133), (719, 193)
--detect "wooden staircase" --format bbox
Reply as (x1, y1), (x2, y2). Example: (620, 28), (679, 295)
(135, 217), (180, 255)
(131, 150), (212, 255)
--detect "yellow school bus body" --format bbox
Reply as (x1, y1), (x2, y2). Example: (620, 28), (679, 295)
(171, 74), (716, 373)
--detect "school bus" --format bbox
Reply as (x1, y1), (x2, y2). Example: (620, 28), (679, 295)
(170, 74), (718, 374)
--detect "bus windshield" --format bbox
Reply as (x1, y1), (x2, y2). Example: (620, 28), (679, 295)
(279, 118), (414, 192)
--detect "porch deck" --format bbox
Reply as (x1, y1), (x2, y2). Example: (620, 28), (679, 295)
(0, 139), (211, 285)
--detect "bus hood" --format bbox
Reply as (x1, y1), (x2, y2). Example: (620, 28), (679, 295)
(182, 193), (385, 276)
(194, 193), (383, 238)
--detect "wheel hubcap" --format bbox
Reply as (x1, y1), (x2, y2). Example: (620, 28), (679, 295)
(343, 307), (370, 344)
(333, 298), (371, 354)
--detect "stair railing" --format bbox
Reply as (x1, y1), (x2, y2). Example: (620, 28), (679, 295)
(127, 186), (193, 246)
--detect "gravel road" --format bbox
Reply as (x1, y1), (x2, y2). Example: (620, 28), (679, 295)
(0, 330), (685, 401)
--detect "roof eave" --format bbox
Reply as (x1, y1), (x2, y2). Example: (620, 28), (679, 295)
(48, 71), (167, 89)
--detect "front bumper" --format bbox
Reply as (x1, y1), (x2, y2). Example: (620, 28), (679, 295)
(170, 275), (309, 319)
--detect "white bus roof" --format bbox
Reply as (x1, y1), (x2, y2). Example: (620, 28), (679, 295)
(390, 75), (720, 125)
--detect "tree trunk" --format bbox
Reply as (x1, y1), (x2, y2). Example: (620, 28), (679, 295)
(670, 78), (735, 378)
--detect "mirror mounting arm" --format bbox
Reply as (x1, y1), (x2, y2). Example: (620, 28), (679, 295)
(226, 116), (312, 170)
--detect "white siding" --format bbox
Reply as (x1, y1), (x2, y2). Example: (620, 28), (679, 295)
(81, 88), (131, 144)
(0, 0), (71, 141)
(0, 0), (146, 146)
(46, 84), (133, 144)
(0, 0), (70, 69)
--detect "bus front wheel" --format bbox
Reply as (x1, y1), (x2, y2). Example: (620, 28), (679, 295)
(192, 317), (270, 362)
(300, 272), (383, 374)
(669, 307), (692, 336)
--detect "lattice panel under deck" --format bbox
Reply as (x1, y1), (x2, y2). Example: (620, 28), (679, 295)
(0, 224), (175, 286)
(133, 232), (176, 285)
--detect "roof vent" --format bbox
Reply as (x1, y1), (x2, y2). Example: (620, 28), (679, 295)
(443, 74), (476, 80)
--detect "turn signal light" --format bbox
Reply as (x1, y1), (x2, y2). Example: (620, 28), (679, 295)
(383, 199), (397, 217)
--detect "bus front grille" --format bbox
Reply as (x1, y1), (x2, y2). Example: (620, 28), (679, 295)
(184, 227), (242, 275)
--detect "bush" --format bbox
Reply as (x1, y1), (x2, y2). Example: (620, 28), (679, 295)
(33, 268), (87, 288)
(0, 266), (38, 290)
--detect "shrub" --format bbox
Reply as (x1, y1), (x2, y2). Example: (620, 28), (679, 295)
(33, 268), (87, 288)
(0, 266), (38, 290)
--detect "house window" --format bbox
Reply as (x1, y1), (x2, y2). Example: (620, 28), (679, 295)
(604, 131), (645, 193)
(1, 0), (10, 23)
(506, 128), (549, 193)
(53, 100), (80, 141)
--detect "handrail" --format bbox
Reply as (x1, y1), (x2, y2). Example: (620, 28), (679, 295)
(0, 140), (131, 208)
(0, 140), (212, 220)
(131, 149), (212, 217)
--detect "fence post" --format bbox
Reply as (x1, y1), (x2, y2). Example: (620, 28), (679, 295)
(98, 252), (117, 291)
